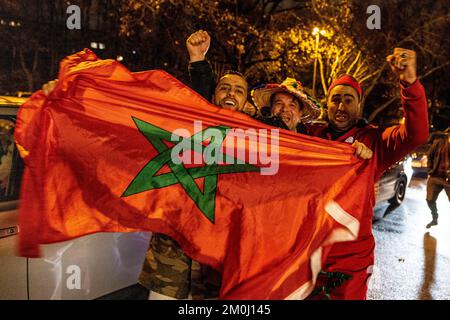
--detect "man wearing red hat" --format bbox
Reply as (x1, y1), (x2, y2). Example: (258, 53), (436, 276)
(252, 77), (374, 159)
(305, 48), (429, 299)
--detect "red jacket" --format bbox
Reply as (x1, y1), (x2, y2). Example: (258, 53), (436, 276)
(306, 80), (429, 298)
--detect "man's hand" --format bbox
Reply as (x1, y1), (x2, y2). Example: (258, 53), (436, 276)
(352, 140), (373, 160)
(386, 48), (417, 85)
(42, 79), (58, 96)
(186, 30), (210, 63)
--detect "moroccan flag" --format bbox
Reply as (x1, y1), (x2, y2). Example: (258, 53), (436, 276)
(15, 49), (375, 299)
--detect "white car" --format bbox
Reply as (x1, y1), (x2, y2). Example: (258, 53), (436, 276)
(0, 96), (151, 300)
(374, 156), (412, 206)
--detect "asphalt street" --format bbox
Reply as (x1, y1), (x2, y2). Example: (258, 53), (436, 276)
(368, 176), (450, 300)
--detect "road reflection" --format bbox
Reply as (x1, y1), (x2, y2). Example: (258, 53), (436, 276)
(368, 176), (450, 300)
(419, 232), (436, 300)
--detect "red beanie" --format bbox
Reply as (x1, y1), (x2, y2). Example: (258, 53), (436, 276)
(328, 74), (362, 98)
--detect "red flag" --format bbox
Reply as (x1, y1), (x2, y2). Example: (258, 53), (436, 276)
(15, 49), (375, 299)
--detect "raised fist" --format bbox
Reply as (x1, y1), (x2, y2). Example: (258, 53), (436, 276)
(186, 30), (210, 63)
(386, 48), (417, 85)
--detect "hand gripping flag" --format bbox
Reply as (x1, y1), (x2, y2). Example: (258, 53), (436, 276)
(15, 49), (375, 299)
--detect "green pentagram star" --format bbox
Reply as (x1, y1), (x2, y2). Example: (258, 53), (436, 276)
(122, 117), (260, 223)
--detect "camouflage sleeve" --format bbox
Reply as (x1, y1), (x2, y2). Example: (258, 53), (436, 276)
(138, 233), (222, 299)
(138, 233), (192, 299)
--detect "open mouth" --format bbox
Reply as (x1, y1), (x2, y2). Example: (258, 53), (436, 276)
(223, 99), (236, 108)
(281, 115), (291, 123)
(279, 113), (292, 123)
(335, 113), (348, 121)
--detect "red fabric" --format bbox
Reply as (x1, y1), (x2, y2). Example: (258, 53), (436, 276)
(328, 75), (362, 97)
(307, 80), (429, 299)
(15, 49), (379, 300)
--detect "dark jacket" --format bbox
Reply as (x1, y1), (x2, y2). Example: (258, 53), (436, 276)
(428, 136), (449, 179)
(188, 60), (216, 102)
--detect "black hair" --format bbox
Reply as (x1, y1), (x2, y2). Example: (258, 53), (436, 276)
(218, 70), (247, 82)
(216, 70), (249, 98)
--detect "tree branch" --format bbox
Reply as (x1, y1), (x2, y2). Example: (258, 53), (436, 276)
(368, 96), (398, 122)
(318, 54), (328, 95)
(345, 51), (361, 75)
(18, 48), (30, 75)
(419, 61), (450, 80)
(358, 68), (378, 83)
(273, 3), (310, 15)
(245, 54), (284, 68)
(361, 63), (387, 108)
(397, 13), (450, 48)
(32, 50), (38, 72)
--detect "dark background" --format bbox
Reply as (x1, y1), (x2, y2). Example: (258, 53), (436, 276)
(0, 0), (449, 129)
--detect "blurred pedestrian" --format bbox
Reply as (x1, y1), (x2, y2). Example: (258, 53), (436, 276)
(425, 130), (449, 228)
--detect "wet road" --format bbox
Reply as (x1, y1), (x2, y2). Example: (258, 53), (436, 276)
(367, 176), (450, 300)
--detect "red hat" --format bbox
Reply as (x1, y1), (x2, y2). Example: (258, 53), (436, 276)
(328, 74), (362, 98)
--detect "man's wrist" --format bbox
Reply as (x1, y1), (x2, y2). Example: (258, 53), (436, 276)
(189, 55), (206, 63)
(400, 77), (417, 87)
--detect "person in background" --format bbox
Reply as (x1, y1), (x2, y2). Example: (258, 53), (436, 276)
(425, 130), (449, 228)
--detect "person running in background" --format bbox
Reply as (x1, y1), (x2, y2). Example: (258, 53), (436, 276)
(425, 130), (449, 228)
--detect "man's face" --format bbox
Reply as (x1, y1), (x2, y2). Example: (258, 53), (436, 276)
(327, 85), (360, 131)
(213, 74), (247, 111)
(270, 92), (302, 131)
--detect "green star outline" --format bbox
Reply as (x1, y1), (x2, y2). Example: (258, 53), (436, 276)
(122, 116), (260, 222)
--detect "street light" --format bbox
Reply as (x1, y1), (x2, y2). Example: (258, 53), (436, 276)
(312, 27), (327, 98)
